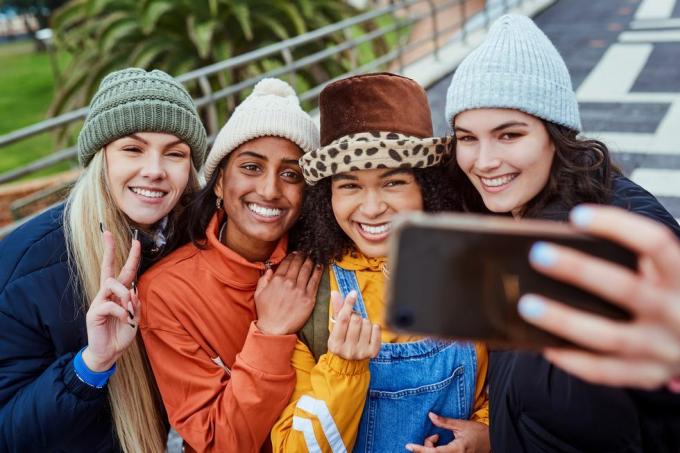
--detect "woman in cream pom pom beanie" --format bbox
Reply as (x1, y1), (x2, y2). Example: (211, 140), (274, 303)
(138, 78), (323, 452)
(203, 78), (319, 181)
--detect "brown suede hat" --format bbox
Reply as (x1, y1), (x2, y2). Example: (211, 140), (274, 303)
(300, 72), (452, 184)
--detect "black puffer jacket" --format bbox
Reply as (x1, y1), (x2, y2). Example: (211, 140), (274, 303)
(489, 175), (680, 453)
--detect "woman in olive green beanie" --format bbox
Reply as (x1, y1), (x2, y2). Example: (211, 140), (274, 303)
(0, 67), (207, 452)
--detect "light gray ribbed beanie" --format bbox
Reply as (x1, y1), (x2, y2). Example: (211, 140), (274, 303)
(445, 14), (581, 132)
(77, 68), (208, 169)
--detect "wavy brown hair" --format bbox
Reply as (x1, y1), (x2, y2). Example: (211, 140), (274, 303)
(451, 121), (621, 220)
(293, 165), (462, 263)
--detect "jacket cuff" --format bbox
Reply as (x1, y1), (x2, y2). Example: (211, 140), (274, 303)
(73, 347), (116, 388)
(63, 353), (109, 401)
(322, 352), (370, 376)
(239, 321), (297, 374)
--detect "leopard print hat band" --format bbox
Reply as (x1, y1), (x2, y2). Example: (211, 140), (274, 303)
(300, 131), (453, 185)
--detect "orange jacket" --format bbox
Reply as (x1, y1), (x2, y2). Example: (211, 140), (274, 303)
(139, 213), (297, 453)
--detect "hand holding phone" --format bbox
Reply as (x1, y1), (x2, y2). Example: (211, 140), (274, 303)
(385, 212), (636, 349)
(518, 205), (680, 389)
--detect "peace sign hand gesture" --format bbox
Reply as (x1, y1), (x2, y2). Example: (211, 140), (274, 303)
(81, 230), (141, 372)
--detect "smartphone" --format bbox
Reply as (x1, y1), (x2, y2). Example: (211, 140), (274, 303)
(385, 212), (637, 349)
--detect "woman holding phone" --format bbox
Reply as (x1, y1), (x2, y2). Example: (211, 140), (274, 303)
(0, 68), (207, 452)
(271, 73), (490, 453)
(443, 14), (680, 452)
(138, 78), (322, 453)
(519, 205), (680, 392)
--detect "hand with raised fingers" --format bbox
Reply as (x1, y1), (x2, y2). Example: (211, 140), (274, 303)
(326, 290), (381, 361)
(82, 230), (141, 372)
(254, 252), (323, 336)
(517, 205), (680, 390)
(405, 412), (490, 453)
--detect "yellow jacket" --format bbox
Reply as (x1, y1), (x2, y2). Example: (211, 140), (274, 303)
(271, 252), (489, 452)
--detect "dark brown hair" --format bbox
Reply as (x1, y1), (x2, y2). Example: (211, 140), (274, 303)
(451, 121), (621, 220)
(183, 158), (226, 248)
(292, 165), (462, 263)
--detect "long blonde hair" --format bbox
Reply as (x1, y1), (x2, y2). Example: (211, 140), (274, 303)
(64, 150), (199, 452)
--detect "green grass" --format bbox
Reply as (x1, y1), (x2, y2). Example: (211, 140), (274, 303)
(0, 40), (75, 181)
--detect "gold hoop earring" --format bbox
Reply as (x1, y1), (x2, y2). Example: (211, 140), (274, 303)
(216, 197), (223, 210)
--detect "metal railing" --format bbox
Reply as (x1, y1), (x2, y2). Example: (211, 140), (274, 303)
(0, 0), (530, 237)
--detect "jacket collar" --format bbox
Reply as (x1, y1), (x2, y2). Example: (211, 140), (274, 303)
(336, 249), (386, 272)
(201, 212), (288, 289)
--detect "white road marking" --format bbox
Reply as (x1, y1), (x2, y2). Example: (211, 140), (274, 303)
(620, 30), (680, 43)
(631, 169), (680, 198)
(635, 0), (676, 20)
(631, 18), (680, 29)
(577, 44), (653, 102)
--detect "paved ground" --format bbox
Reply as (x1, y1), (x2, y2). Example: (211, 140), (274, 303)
(428, 0), (680, 221)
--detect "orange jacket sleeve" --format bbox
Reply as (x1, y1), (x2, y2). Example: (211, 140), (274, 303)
(141, 294), (297, 453)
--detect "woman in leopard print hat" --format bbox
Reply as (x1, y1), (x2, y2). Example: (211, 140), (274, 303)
(272, 73), (491, 453)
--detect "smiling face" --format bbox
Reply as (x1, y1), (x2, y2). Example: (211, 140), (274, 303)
(105, 132), (192, 230)
(331, 168), (423, 258)
(214, 136), (304, 261)
(454, 108), (555, 217)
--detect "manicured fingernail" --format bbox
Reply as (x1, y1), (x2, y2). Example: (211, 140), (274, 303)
(348, 290), (357, 299)
(128, 322), (136, 328)
(127, 302), (135, 320)
(570, 205), (593, 228)
(405, 446), (414, 452)
(99, 222), (103, 233)
(133, 228), (139, 241)
(518, 294), (546, 319)
(530, 242), (557, 267)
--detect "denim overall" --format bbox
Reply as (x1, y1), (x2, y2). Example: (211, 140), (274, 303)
(332, 264), (478, 452)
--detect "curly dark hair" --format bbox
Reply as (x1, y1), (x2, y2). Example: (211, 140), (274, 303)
(451, 121), (621, 220)
(291, 165), (462, 263)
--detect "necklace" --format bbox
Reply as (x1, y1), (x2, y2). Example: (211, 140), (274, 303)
(218, 221), (227, 243)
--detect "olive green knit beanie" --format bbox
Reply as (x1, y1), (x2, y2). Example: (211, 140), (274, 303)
(77, 68), (208, 169)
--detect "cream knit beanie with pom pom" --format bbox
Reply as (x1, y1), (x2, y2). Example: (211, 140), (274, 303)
(203, 78), (319, 181)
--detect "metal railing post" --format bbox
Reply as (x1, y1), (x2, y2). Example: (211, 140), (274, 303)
(197, 75), (219, 137)
(426, 0), (440, 60)
(280, 48), (296, 87)
(460, 0), (468, 43)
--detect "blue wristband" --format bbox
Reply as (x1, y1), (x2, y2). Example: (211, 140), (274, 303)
(73, 347), (116, 388)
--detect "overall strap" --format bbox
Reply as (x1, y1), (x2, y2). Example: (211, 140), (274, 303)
(330, 264), (368, 318)
(298, 268), (331, 362)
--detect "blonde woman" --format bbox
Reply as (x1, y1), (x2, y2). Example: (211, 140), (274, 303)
(0, 68), (207, 452)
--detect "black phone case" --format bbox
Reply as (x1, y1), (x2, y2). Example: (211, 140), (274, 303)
(386, 216), (637, 348)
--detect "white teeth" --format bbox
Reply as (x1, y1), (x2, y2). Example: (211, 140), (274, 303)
(248, 203), (283, 218)
(360, 223), (390, 235)
(131, 187), (165, 198)
(481, 174), (517, 187)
